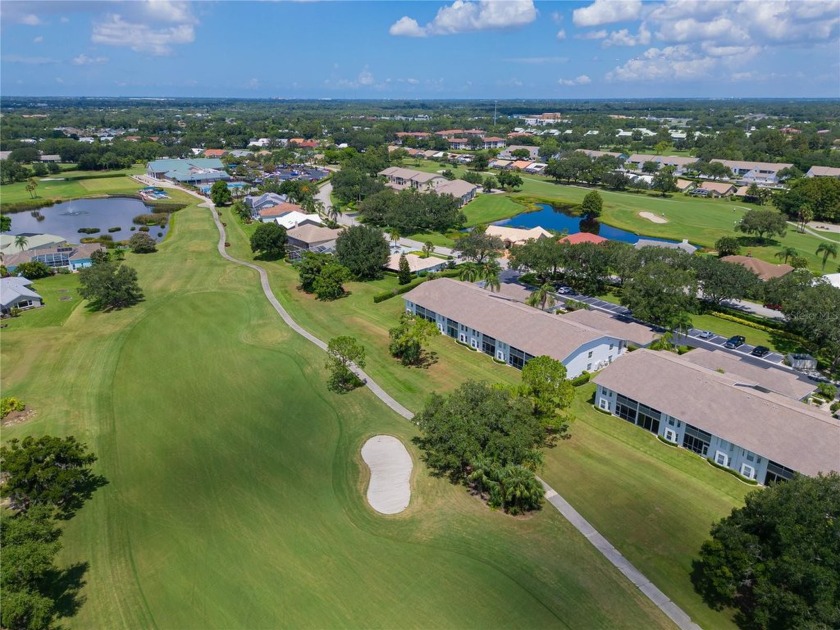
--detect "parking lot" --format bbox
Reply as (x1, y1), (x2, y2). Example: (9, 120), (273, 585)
(682, 329), (786, 365)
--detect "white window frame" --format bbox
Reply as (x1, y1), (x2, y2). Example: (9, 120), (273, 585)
(437, 323), (444, 333)
(740, 463), (756, 480)
(599, 398), (609, 411)
(459, 333), (466, 343)
(470, 338), (478, 349)
(715, 451), (729, 467)
(663, 428), (677, 443)
(496, 350), (505, 361)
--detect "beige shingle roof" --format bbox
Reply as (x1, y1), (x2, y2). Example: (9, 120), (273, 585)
(286, 224), (341, 245)
(485, 225), (551, 245)
(592, 349), (839, 476)
(561, 310), (660, 347)
(404, 278), (615, 363)
(436, 179), (479, 198)
(721, 255), (793, 281)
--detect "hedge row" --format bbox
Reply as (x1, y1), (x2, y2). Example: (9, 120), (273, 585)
(372, 268), (461, 303)
(706, 457), (760, 485)
(709, 311), (806, 346)
(570, 371), (591, 387)
(713, 305), (788, 332)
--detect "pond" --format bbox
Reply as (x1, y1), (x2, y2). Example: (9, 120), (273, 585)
(7, 197), (170, 243)
(496, 203), (681, 245)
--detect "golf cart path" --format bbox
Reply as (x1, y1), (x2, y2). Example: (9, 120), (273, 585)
(200, 194), (698, 630)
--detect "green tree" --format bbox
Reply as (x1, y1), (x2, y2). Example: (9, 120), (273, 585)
(621, 262), (697, 331)
(519, 355), (574, 437)
(0, 506), (63, 630)
(497, 170), (523, 191)
(652, 166), (677, 196)
(210, 180), (232, 206)
(774, 177), (840, 222)
(458, 261), (480, 283)
(421, 241), (435, 259)
(14, 261), (52, 279)
(641, 160), (659, 174)
(714, 236), (741, 257)
(816, 242), (838, 272)
(325, 336), (365, 393)
(312, 261), (350, 301)
(397, 253), (412, 285)
(388, 313), (439, 366)
(388, 228), (400, 248)
(783, 281), (840, 369)
(14, 234), (29, 252)
(335, 225), (389, 280)
(25, 178), (38, 199)
(413, 380), (546, 484)
(526, 282), (555, 311)
(579, 190), (603, 220)
(0, 214), (11, 232)
(90, 249), (110, 265)
(249, 222), (287, 260)
(692, 473), (840, 630)
(78, 262), (143, 311)
(735, 209), (788, 242)
(694, 256), (760, 307)
(775, 246), (798, 264)
(296, 251), (334, 293)
(128, 232), (157, 254)
(0, 436), (106, 518)
(494, 464), (545, 515)
(480, 259), (501, 292)
(454, 225), (504, 263)
(482, 176), (497, 193)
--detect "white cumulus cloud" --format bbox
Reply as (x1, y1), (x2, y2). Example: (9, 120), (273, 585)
(556, 29), (566, 40)
(72, 54), (109, 65)
(92, 13), (195, 55)
(603, 26), (650, 47)
(19, 14), (42, 26)
(558, 74), (592, 86)
(573, 0), (642, 27)
(389, 0), (537, 37)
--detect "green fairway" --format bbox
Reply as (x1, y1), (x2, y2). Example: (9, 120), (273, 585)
(541, 384), (750, 630)
(0, 168), (146, 207)
(1, 202), (674, 629)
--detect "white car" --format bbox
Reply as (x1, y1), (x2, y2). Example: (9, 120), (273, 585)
(696, 330), (714, 339)
(557, 286), (574, 295)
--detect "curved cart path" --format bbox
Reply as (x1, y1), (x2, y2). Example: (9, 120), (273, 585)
(201, 195), (699, 630)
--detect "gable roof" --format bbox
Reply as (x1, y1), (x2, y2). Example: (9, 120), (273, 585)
(404, 278), (615, 363)
(807, 165), (840, 178)
(634, 238), (697, 254)
(485, 225), (552, 245)
(0, 276), (42, 308)
(721, 255), (793, 281)
(436, 179), (480, 198)
(258, 202), (303, 218)
(286, 224), (342, 245)
(385, 253), (445, 273)
(592, 349), (839, 476)
(699, 181), (737, 194)
(561, 309), (660, 347)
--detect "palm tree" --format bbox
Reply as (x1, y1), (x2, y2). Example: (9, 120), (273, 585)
(498, 465), (543, 515)
(14, 235), (28, 252)
(422, 241), (434, 259)
(816, 243), (838, 272)
(775, 247), (797, 264)
(467, 456), (499, 496)
(388, 229), (400, 249)
(799, 205), (814, 233)
(480, 260), (501, 293)
(458, 261), (480, 283)
(526, 282), (556, 311)
(325, 204), (342, 225)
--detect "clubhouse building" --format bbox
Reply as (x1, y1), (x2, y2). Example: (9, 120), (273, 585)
(592, 349), (838, 485)
(403, 278), (627, 377)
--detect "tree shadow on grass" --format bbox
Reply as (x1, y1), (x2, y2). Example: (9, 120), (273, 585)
(736, 236), (781, 248)
(46, 561), (89, 621)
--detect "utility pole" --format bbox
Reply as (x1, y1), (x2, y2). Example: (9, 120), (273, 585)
(493, 100), (497, 127)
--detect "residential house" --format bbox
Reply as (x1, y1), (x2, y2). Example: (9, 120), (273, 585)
(625, 154), (698, 174)
(245, 192), (288, 213)
(697, 181), (737, 198)
(482, 137), (506, 150)
(248, 138), (271, 148)
(447, 138), (470, 150)
(39, 154), (61, 162)
(203, 149), (226, 158)
(146, 158), (230, 185)
(384, 253), (448, 275)
(674, 178), (696, 193)
(524, 163), (547, 174)
(394, 132), (430, 144)
(0, 276), (43, 314)
(0, 233), (67, 254)
(274, 211), (323, 231)
(499, 145), (540, 160)
(434, 129), (465, 139)
(721, 255), (793, 281)
(436, 180), (480, 207)
(486, 225), (552, 248)
(522, 113), (564, 126)
(285, 224), (342, 259)
(806, 165), (840, 179)
(634, 238), (698, 255)
(489, 159), (513, 169)
(592, 349), (839, 484)
(561, 309), (661, 348)
(5, 243), (104, 273)
(824, 273), (840, 289)
(403, 278), (626, 377)
(509, 160), (533, 171)
(711, 160), (794, 185)
(579, 150), (622, 160)
(559, 232), (608, 245)
(257, 202), (304, 222)
(378, 167), (445, 191)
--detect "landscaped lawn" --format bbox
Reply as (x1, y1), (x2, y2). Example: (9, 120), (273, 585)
(1, 202), (673, 629)
(541, 383), (750, 630)
(1, 273), (81, 330)
(0, 168), (146, 207)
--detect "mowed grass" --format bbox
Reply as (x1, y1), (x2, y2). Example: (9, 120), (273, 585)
(541, 384), (749, 630)
(0, 168), (145, 206)
(1, 203), (672, 629)
(1, 273), (81, 329)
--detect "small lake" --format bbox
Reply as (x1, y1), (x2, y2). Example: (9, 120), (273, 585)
(497, 203), (680, 245)
(7, 197), (170, 243)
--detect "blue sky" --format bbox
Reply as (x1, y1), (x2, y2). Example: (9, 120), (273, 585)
(1, 0), (838, 98)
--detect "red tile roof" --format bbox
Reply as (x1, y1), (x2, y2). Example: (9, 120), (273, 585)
(560, 232), (608, 245)
(258, 202), (303, 217)
(204, 149), (226, 157)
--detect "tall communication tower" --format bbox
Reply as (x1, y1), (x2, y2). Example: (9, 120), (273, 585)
(493, 100), (497, 127)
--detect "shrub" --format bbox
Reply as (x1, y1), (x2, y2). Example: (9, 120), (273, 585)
(0, 397), (25, 418)
(130, 226), (136, 231)
(14, 260), (52, 279)
(128, 233), (157, 254)
(77, 227), (100, 234)
(138, 226), (150, 232)
(830, 401), (840, 413)
(706, 457), (759, 484)
(570, 371), (591, 387)
(816, 382), (837, 401)
(656, 435), (679, 447)
(132, 213), (169, 226)
(0, 198), (55, 213)
(107, 226), (122, 233)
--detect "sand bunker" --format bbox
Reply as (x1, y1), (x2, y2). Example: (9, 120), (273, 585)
(361, 435), (412, 514)
(639, 211), (668, 224)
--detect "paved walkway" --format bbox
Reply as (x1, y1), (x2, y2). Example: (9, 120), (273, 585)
(179, 185), (699, 629)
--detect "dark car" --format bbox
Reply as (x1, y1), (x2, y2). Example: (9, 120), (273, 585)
(751, 345), (771, 357)
(724, 335), (746, 349)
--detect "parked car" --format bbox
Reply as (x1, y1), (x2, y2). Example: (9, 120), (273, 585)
(724, 335), (746, 349)
(696, 330), (714, 339)
(556, 285), (574, 295)
(751, 345), (771, 357)
(763, 303), (782, 311)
